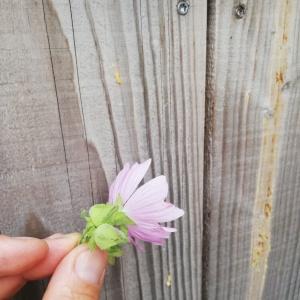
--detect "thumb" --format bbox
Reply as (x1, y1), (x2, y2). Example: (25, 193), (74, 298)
(43, 245), (107, 300)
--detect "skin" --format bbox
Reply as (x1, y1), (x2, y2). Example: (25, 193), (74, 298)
(0, 233), (107, 300)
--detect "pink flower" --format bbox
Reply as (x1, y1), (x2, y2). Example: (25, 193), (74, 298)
(108, 159), (184, 247)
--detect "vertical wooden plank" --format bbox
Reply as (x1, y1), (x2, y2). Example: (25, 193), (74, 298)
(42, 0), (94, 230)
(204, 0), (300, 299)
(1, 0), (92, 298)
(67, 0), (206, 299)
(1, 0), (206, 299)
(263, 1), (300, 299)
(0, 0), (91, 237)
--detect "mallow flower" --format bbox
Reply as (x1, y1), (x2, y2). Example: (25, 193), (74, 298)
(80, 159), (184, 264)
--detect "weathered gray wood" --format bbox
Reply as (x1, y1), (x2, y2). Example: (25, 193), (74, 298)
(68, 1), (206, 299)
(204, 0), (300, 299)
(1, 0), (93, 297)
(0, 0), (92, 237)
(1, 0), (206, 299)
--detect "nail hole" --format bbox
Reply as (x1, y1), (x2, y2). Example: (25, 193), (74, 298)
(235, 4), (247, 19)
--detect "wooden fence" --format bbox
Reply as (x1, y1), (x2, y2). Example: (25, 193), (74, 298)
(1, 0), (300, 299)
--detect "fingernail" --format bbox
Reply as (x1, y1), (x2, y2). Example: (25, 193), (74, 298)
(75, 248), (106, 284)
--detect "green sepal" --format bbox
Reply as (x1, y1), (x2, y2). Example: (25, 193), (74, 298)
(108, 245), (123, 257)
(80, 209), (89, 220)
(119, 225), (128, 235)
(111, 211), (135, 226)
(80, 200), (135, 265)
(87, 236), (97, 250)
(107, 246), (123, 265)
(89, 204), (118, 226)
(108, 255), (116, 265)
(115, 195), (123, 208)
(94, 223), (128, 250)
(80, 216), (96, 244)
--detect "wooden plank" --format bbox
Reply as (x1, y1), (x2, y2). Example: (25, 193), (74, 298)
(262, 1), (300, 298)
(204, 0), (300, 299)
(1, 0), (93, 298)
(68, 1), (206, 299)
(0, 0), (92, 239)
(1, 0), (206, 299)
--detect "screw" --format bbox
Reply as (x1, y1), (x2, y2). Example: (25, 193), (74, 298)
(177, 1), (190, 16)
(235, 4), (247, 19)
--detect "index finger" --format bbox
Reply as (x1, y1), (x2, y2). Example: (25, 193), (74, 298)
(0, 235), (48, 277)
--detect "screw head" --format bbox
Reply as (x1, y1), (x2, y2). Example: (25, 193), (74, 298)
(235, 4), (247, 19)
(177, 1), (190, 16)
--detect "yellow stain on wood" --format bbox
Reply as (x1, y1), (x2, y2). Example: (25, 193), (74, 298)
(251, 231), (270, 268)
(114, 70), (123, 85)
(247, 1), (293, 299)
(266, 186), (272, 197)
(275, 71), (284, 85)
(282, 33), (288, 44)
(264, 202), (272, 218)
(166, 273), (172, 287)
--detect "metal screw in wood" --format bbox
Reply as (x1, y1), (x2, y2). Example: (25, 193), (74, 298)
(177, 1), (190, 16)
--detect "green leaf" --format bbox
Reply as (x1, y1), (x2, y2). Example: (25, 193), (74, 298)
(89, 204), (118, 226)
(94, 224), (128, 250)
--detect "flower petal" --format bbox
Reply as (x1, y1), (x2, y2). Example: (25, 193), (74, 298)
(163, 227), (176, 232)
(128, 234), (145, 251)
(123, 175), (184, 222)
(128, 223), (171, 245)
(129, 204), (184, 223)
(118, 159), (152, 203)
(124, 175), (168, 211)
(108, 163), (130, 203)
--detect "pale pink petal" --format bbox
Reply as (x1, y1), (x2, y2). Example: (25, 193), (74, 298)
(163, 227), (177, 232)
(123, 176), (184, 222)
(129, 204), (184, 223)
(128, 234), (145, 251)
(108, 163), (130, 203)
(107, 159), (184, 248)
(124, 175), (168, 211)
(118, 159), (152, 202)
(128, 223), (171, 245)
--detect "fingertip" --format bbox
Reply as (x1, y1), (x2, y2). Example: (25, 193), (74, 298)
(75, 246), (107, 285)
(25, 233), (81, 280)
(44, 245), (107, 300)
(0, 235), (48, 277)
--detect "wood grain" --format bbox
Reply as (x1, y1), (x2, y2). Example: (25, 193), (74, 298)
(0, 0), (92, 237)
(69, 1), (206, 299)
(204, 0), (300, 299)
(1, 0), (206, 299)
(5, 0), (300, 299)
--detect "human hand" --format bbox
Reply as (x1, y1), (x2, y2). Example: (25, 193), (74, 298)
(0, 233), (107, 299)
